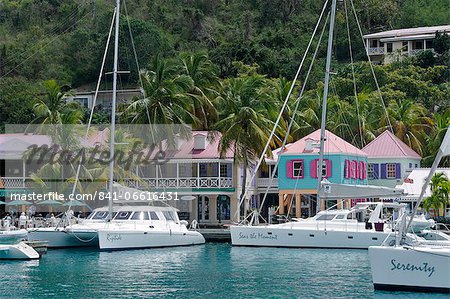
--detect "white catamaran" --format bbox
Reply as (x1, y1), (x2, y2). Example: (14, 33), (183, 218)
(368, 126), (450, 293)
(28, 0), (205, 250)
(230, 0), (448, 249)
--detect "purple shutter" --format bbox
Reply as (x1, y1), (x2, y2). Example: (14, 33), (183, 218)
(395, 163), (401, 179)
(380, 163), (387, 179)
(325, 160), (331, 178)
(226, 164), (232, 177)
(345, 160), (350, 179)
(287, 160), (294, 179)
(310, 159), (318, 178)
(373, 163), (379, 179)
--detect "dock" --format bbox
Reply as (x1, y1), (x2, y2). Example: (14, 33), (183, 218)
(25, 240), (48, 257)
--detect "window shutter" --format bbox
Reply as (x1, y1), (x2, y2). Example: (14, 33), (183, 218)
(380, 163), (387, 179)
(395, 163), (401, 179)
(373, 163), (379, 179)
(310, 159), (318, 178)
(344, 160), (350, 179)
(362, 162), (367, 179)
(325, 160), (332, 178)
(286, 160), (294, 179)
(349, 161), (355, 179)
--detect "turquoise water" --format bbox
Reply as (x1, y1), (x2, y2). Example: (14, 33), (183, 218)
(0, 244), (448, 298)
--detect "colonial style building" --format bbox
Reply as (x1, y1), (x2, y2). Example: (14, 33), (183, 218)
(362, 130), (421, 188)
(363, 25), (450, 64)
(275, 129), (368, 218)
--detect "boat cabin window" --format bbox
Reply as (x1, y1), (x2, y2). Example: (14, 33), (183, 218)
(114, 211), (132, 220)
(149, 211), (160, 220)
(131, 211), (150, 220)
(347, 213), (354, 220)
(162, 211), (177, 222)
(92, 211), (109, 220)
(335, 214), (345, 219)
(87, 212), (95, 219)
(316, 214), (335, 221)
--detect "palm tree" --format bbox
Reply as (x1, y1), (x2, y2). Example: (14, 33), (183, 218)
(179, 52), (219, 130)
(423, 172), (450, 217)
(423, 109), (450, 167)
(31, 80), (82, 125)
(125, 56), (197, 142)
(382, 99), (433, 155)
(212, 75), (279, 218)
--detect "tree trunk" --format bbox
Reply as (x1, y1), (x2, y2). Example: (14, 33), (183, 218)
(240, 155), (249, 220)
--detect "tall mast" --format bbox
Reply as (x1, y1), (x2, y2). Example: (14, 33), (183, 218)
(108, 0), (120, 220)
(316, 0), (337, 214)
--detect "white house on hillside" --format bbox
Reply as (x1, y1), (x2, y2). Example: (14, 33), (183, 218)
(363, 25), (450, 64)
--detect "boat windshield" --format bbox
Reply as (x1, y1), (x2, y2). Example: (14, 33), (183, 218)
(130, 211), (150, 220)
(149, 211), (159, 220)
(316, 214), (336, 221)
(162, 211), (177, 222)
(114, 211), (132, 220)
(91, 211), (117, 220)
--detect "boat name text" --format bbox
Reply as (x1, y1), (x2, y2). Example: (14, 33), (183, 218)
(390, 259), (435, 277)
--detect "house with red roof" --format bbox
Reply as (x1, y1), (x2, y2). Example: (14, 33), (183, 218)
(362, 130), (421, 188)
(275, 129), (368, 218)
(0, 131), (240, 225)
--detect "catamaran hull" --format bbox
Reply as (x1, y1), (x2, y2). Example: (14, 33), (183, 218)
(28, 229), (98, 248)
(230, 225), (396, 249)
(98, 230), (205, 250)
(0, 229), (28, 244)
(369, 246), (450, 293)
(0, 242), (40, 259)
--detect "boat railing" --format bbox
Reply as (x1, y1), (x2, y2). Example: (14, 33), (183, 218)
(435, 222), (450, 233)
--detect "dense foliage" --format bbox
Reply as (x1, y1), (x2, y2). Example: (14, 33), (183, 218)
(0, 0), (449, 167)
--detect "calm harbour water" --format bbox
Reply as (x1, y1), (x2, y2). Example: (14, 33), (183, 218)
(0, 244), (447, 299)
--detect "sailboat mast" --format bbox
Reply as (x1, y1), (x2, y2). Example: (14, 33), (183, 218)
(108, 0), (120, 220)
(316, 0), (337, 214)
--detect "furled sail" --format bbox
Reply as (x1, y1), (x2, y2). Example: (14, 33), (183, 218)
(318, 179), (404, 199)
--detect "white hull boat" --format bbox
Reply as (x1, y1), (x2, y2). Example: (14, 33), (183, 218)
(97, 205), (205, 250)
(0, 229), (28, 244)
(231, 224), (397, 249)
(0, 229), (39, 259)
(98, 229), (205, 250)
(0, 241), (40, 259)
(28, 226), (99, 248)
(231, 203), (437, 249)
(369, 245), (450, 293)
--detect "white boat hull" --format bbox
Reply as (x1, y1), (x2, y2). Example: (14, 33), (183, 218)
(0, 241), (40, 259)
(98, 229), (205, 250)
(369, 245), (450, 293)
(230, 225), (397, 249)
(0, 229), (28, 244)
(28, 228), (98, 248)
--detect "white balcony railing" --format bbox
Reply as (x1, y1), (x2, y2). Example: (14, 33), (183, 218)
(257, 178), (278, 188)
(128, 177), (233, 189)
(367, 47), (385, 55)
(2, 177), (27, 188)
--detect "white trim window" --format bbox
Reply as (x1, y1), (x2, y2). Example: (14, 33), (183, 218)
(386, 163), (396, 179)
(293, 161), (303, 178)
(367, 163), (374, 179)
